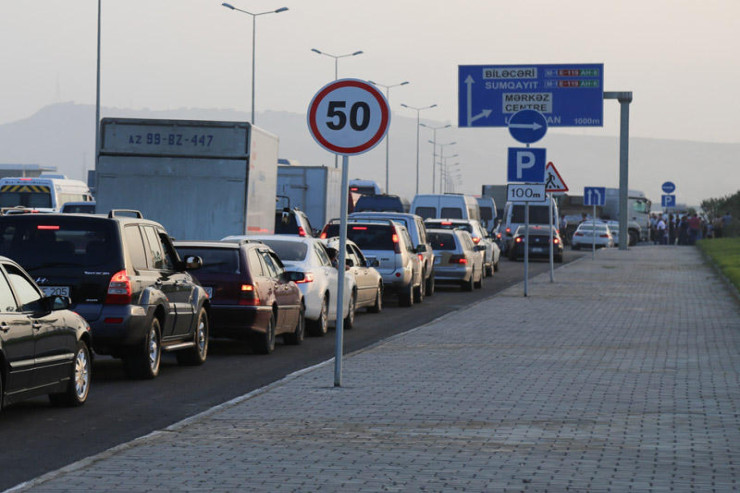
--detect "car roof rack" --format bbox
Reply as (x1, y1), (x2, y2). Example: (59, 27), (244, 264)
(108, 209), (143, 219)
(220, 238), (264, 246)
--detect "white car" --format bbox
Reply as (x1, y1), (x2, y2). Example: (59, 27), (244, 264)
(571, 222), (615, 249)
(424, 218), (500, 276)
(223, 235), (356, 337)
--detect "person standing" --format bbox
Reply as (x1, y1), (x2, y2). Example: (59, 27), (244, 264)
(688, 213), (702, 245)
(656, 216), (667, 245)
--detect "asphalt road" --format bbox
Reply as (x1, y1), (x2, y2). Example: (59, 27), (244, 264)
(0, 251), (585, 491)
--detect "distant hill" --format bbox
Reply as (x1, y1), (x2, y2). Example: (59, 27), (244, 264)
(0, 102), (737, 206)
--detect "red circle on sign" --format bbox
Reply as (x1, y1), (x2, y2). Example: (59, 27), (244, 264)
(307, 79), (390, 155)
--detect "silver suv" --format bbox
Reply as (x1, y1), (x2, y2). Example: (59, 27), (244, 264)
(425, 218), (499, 276)
(349, 212), (435, 296)
(321, 218), (423, 307)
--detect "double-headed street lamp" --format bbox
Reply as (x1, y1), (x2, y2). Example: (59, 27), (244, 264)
(442, 155), (459, 193)
(222, 3), (289, 125)
(420, 123), (451, 194)
(311, 48), (364, 168)
(435, 142), (456, 193)
(369, 80), (409, 194)
(400, 103), (437, 195)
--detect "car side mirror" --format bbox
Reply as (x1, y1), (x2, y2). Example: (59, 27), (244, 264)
(365, 258), (380, 268)
(416, 244), (428, 253)
(285, 271), (306, 283)
(52, 295), (71, 311)
(184, 255), (203, 270)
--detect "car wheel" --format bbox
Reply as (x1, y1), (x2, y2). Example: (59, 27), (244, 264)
(572, 244), (580, 250)
(252, 313), (276, 354)
(629, 231), (639, 246)
(308, 295), (329, 337)
(399, 282), (414, 307)
(176, 307), (209, 365)
(493, 260), (500, 272)
(413, 276), (425, 303)
(343, 292), (356, 329)
(284, 303), (305, 345)
(425, 270), (435, 297)
(49, 340), (91, 407)
(462, 269), (475, 292)
(474, 268), (483, 289)
(368, 283), (383, 313)
(123, 317), (162, 379)
(485, 263), (494, 277)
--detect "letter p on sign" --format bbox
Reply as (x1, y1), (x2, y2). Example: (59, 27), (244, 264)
(507, 147), (547, 183)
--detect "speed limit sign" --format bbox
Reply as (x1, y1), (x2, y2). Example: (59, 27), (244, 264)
(307, 78), (390, 155)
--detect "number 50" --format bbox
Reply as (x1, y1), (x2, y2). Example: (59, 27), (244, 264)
(326, 101), (370, 131)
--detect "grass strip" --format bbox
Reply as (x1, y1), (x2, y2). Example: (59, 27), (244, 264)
(698, 237), (740, 292)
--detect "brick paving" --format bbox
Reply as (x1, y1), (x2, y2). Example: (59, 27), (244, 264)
(11, 246), (740, 492)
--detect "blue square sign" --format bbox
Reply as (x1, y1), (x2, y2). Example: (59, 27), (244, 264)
(507, 148), (546, 182)
(584, 187), (606, 206)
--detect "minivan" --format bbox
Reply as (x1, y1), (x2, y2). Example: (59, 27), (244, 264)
(497, 198), (560, 253)
(410, 194), (480, 222)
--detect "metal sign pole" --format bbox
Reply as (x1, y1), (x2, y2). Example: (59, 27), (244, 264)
(334, 154), (349, 387)
(592, 203), (596, 260)
(524, 202), (530, 297)
(548, 192), (554, 282)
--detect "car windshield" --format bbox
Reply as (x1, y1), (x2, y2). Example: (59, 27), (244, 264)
(176, 247), (240, 274)
(255, 239), (308, 261)
(428, 231), (457, 251)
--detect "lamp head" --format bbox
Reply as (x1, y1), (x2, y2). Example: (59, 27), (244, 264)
(222, 3), (235, 9)
(275, 7), (288, 13)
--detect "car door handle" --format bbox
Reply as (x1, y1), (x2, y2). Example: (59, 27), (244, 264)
(0, 322), (9, 333)
(32, 322), (42, 331)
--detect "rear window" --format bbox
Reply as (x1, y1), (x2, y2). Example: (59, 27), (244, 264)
(355, 196), (405, 212)
(257, 239), (308, 261)
(426, 222), (472, 234)
(324, 224), (395, 250)
(414, 207), (436, 220)
(428, 232), (456, 251)
(0, 216), (121, 272)
(176, 247), (240, 274)
(511, 205), (551, 224)
(440, 207), (463, 219)
(274, 212), (299, 234)
(479, 206), (493, 221)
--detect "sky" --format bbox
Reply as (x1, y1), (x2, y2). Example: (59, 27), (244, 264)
(1, 0), (739, 203)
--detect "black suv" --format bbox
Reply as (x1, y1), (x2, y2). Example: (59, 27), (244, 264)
(0, 210), (210, 379)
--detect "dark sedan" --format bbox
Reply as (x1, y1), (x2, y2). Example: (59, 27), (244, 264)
(0, 256), (92, 410)
(174, 240), (304, 354)
(508, 225), (564, 262)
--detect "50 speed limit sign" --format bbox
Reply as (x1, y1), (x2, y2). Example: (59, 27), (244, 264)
(307, 78), (390, 155)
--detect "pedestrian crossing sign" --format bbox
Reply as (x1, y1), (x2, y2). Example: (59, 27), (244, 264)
(544, 162), (568, 193)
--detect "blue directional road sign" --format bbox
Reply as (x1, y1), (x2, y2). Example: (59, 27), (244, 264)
(508, 109), (548, 144)
(507, 148), (546, 183)
(662, 181), (676, 194)
(661, 194), (676, 208)
(584, 187), (606, 207)
(458, 63), (604, 128)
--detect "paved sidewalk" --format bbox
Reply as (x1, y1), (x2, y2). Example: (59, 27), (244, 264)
(13, 246), (740, 492)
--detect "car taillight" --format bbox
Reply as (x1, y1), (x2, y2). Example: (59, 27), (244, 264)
(238, 284), (261, 306)
(505, 227), (511, 234)
(515, 237), (523, 243)
(600, 234), (609, 238)
(472, 236), (481, 244)
(106, 270), (132, 304)
(441, 221), (453, 225)
(575, 232), (583, 236)
(417, 253), (423, 261)
(294, 272), (314, 284)
(319, 231), (327, 239)
(391, 228), (401, 254)
(297, 226), (307, 237)
(449, 254), (467, 264)
(553, 237), (560, 244)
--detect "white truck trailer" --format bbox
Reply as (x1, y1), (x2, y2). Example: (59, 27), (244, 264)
(277, 165), (342, 231)
(96, 118), (278, 240)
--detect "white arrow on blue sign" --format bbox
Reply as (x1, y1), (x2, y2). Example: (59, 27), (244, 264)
(584, 187), (606, 206)
(508, 109), (548, 144)
(507, 148), (546, 182)
(662, 181), (676, 194)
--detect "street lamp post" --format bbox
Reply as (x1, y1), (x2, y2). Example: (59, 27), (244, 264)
(442, 154), (459, 193)
(94, 0), (101, 178)
(400, 103), (437, 195)
(369, 80), (409, 194)
(420, 123), (451, 194)
(436, 140), (456, 194)
(222, 3), (288, 125)
(311, 48), (364, 168)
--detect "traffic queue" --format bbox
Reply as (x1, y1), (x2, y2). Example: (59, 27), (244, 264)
(0, 194), (504, 412)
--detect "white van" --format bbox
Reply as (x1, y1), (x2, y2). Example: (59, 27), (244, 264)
(410, 194), (480, 221)
(0, 174), (93, 212)
(497, 197), (559, 252)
